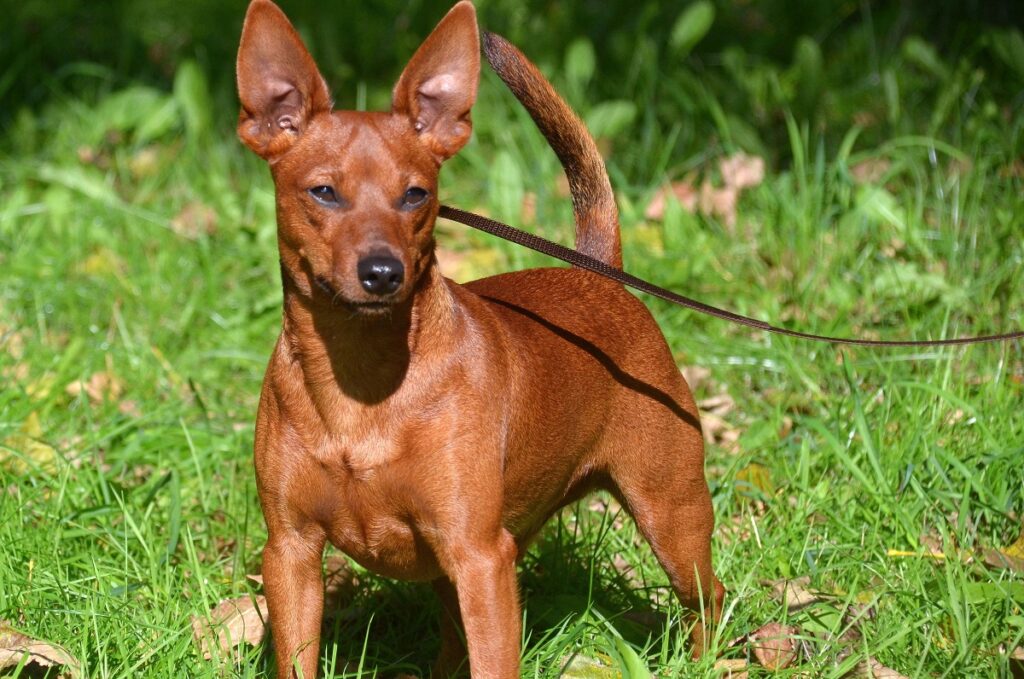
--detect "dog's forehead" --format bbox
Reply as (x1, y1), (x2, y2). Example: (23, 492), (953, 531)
(293, 111), (432, 177)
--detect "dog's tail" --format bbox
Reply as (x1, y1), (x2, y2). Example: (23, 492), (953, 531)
(483, 32), (622, 269)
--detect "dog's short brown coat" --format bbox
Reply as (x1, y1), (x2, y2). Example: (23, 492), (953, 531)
(236, 2), (723, 676)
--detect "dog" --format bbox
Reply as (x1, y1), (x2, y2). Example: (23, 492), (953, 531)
(236, 1), (724, 676)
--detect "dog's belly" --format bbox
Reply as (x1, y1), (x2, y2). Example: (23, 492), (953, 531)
(324, 513), (442, 581)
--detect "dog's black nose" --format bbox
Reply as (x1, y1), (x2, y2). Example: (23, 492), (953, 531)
(357, 255), (405, 296)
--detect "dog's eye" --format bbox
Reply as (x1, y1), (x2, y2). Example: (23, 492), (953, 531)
(309, 185), (339, 206)
(401, 186), (429, 209)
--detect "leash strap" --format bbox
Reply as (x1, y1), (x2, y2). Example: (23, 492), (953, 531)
(438, 205), (1023, 347)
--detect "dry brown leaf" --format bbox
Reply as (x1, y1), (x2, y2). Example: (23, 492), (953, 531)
(749, 621), (799, 670)
(0, 324), (26, 360)
(698, 393), (735, 417)
(1010, 646), (1024, 679)
(851, 657), (909, 678)
(129, 146), (160, 179)
(982, 547), (1024, 572)
(699, 412), (735, 446)
(982, 527), (1024, 572)
(644, 179), (699, 220)
(520, 191), (537, 225)
(699, 181), (739, 227)
(0, 623), (81, 677)
(681, 365), (712, 392)
(850, 158), (891, 184)
(118, 400), (142, 418)
(66, 370), (124, 404)
(191, 594), (268, 660)
(763, 575), (825, 612)
(171, 202), (218, 239)
(777, 416), (794, 439)
(713, 658), (749, 678)
(719, 152), (765, 191)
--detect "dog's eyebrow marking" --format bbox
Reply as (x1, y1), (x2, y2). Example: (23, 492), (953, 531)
(480, 295), (702, 433)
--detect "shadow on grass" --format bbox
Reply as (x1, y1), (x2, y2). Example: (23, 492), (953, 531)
(308, 515), (669, 677)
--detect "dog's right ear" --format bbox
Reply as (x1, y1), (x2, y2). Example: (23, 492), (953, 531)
(236, 0), (332, 159)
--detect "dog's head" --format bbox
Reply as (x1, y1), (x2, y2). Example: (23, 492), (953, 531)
(236, 0), (479, 315)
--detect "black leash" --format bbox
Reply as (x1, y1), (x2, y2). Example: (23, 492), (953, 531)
(438, 205), (1023, 347)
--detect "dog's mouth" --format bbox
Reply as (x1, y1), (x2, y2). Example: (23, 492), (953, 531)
(314, 276), (396, 315)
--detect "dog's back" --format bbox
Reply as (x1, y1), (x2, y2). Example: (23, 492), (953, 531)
(460, 32), (707, 552)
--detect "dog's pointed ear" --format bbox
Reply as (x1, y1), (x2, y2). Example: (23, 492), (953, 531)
(236, 0), (332, 159)
(392, 1), (480, 162)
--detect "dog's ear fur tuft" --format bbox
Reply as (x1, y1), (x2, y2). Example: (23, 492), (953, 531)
(392, 1), (480, 162)
(236, 0), (332, 159)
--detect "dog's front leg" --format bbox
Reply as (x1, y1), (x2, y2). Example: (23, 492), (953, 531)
(263, 529), (327, 679)
(447, 530), (520, 679)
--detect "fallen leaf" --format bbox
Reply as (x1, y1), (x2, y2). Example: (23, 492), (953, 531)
(25, 373), (57, 400)
(943, 408), (966, 426)
(1010, 646), (1024, 679)
(0, 622), (81, 677)
(75, 247), (126, 277)
(699, 412), (739, 449)
(979, 526), (1024, 572)
(171, 202), (218, 239)
(1, 412), (58, 473)
(520, 191), (537, 225)
(999, 159), (1024, 180)
(851, 657), (909, 678)
(644, 178), (699, 220)
(749, 622), (799, 670)
(699, 180), (739, 227)
(712, 658), (749, 678)
(560, 653), (618, 678)
(850, 158), (891, 184)
(118, 400), (142, 418)
(719, 152), (765, 190)
(129, 146), (161, 178)
(763, 575), (825, 612)
(66, 370), (124, 404)
(681, 365), (712, 392)
(698, 393), (735, 417)
(735, 462), (774, 497)
(191, 594), (268, 660)
(0, 324), (26, 359)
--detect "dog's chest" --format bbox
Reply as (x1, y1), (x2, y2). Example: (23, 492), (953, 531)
(300, 431), (442, 580)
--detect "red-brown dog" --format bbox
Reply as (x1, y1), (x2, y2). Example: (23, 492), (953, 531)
(236, 1), (723, 676)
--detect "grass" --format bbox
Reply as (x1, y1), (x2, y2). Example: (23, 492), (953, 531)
(1, 5), (1023, 678)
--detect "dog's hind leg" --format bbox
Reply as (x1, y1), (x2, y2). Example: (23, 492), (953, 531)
(605, 401), (724, 658)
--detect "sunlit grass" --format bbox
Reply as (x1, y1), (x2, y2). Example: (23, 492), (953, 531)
(1, 12), (1022, 678)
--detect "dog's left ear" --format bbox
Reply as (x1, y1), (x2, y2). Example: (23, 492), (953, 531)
(392, 1), (480, 162)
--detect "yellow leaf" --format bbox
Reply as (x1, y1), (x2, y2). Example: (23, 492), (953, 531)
(75, 247), (126, 277)
(736, 462), (774, 497)
(2, 412), (58, 473)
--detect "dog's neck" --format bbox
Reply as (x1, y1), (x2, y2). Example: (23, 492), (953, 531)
(279, 258), (456, 409)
